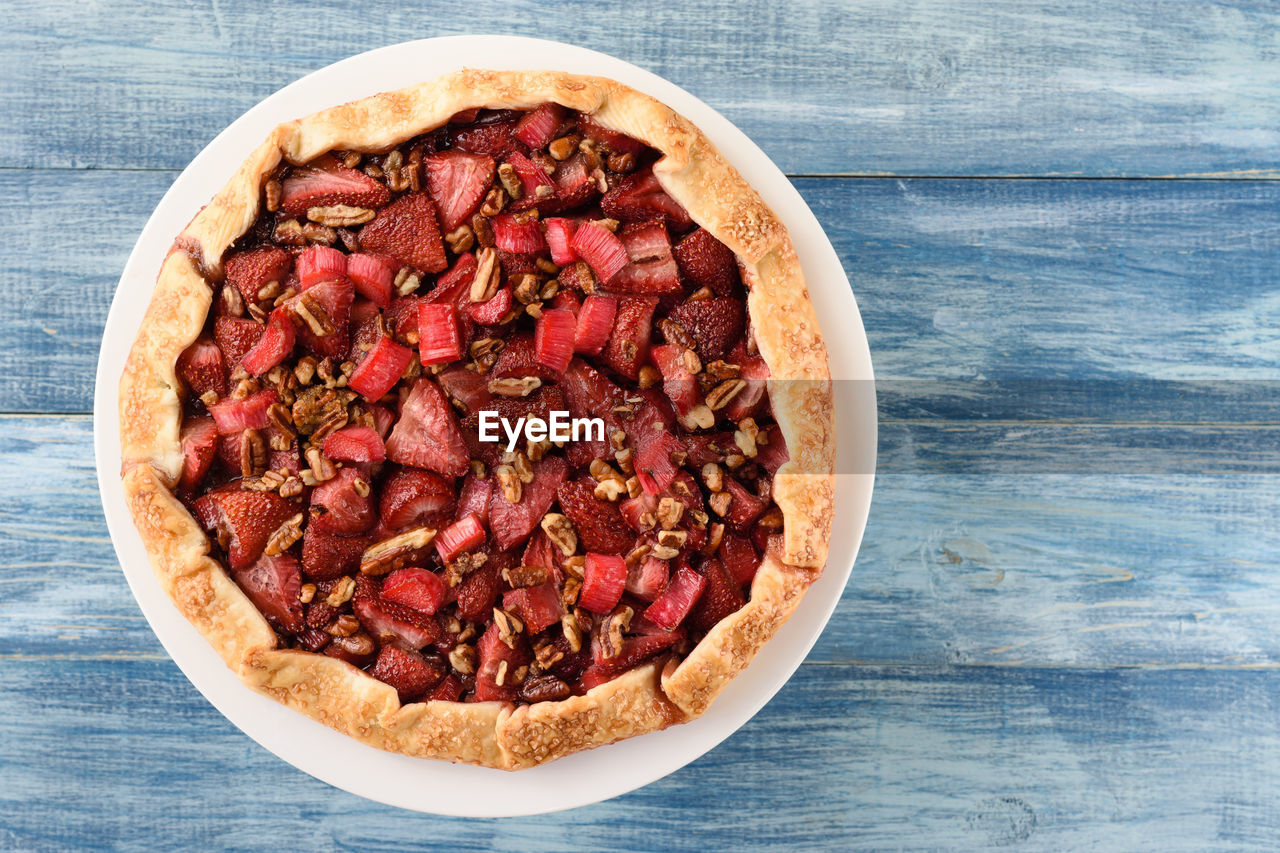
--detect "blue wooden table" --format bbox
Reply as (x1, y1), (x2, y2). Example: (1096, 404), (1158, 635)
(4, 2), (1280, 849)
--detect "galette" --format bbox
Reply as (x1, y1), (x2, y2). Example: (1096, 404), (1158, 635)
(119, 69), (833, 769)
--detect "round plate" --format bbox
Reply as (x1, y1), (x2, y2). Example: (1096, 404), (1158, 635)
(92, 35), (876, 816)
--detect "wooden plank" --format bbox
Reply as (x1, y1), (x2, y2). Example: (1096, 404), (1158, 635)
(15, 416), (1280, 668)
(2, 0), (1279, 176)
(7, 172), (1280, 416)
(2, 660), (1277, 849)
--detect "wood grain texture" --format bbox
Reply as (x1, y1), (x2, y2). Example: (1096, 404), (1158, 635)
(2, 0), (1278, 176)
(2, 660), (1278, 850)
(6, 172), (1280, 414)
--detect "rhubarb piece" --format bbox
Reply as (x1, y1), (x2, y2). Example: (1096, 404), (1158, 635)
(355, 595), (441, 651)
(514, 102), (567, 149)
(301, 528), (369, 580)
(626, 556), (670, 602)
(279, 155), (391, 215)
(347, 335), (413, 402)
(455, 472), (493, 527)
(208, 389), (277, 434)
(178, 416), (219, 493)
(491, 331), (559, 381)
(176, 337), (226, 401)
(436, 514), (487, 564)
(607, 223), (681, 295)
(379, 468), (455, 530)
(644, 563), (707, 630)
(600, 296), (657, 379)
(534, 308), (576, 375)
(556, 479), (635, 554)
(309, 467), (375, 536)
(666, 297), (745, 362)
(543, 217), (578, 266)
(634, 429), (681, 495)
(692, 557), (745, 633)
(213, 316), (265, 369)
(539, 155), (598, 214)
(382, 568), (447, 616)
(572, 295), (617, 356)
(239, 307), (296, 377)
(193, 487), (300, 571)
(720, 477), (766, 532)
(492, 213), (548, 254)
(474, 621), (531, 702)
(674, 228), (742, 297)
(346, 253), (395, 308)
(754, 424), (789, 475)
(718, 534), (761, 586)
(417, 302), (464, 365)
(503, 582), (564, 634)
(453, 121), (518, 160)
(234, 553), (303, 633)
(505, 151), (556, 198)
(592, 632), (682, 675)
(322, 425), (386, 463)
(576, 113), (645, 156)
(649, 343), (703, 419)
(385, 378), (470, 477)
(225, 247), (292, 303)
(359, 192), (448, 273)
(570, 221), (628, 283)
(369, 645), (446, 702)
(579, 553), (627, 614)
(424, 149), (496, 231)
(488, 455), (569, 551)
(466, 286), (512, 325)
(296, 246), (347, 289)
(724, 349), (770, 421)
(601, 168), (692, 228)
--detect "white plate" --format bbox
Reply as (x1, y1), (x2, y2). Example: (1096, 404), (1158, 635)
(93, 35), (876, 816)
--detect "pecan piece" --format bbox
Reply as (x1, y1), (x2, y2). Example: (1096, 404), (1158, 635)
(360, 527), (437, 576)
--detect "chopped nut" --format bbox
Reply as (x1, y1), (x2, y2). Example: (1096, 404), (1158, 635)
(625, 543), (651, 567)
(680, 404), (716, 430)
(534, 641), (565, 671)
(686, 286), (714, 303)
(494, 465), (522, 504)
(562, 556), (586, 579)
(470, 247), (500, 303)
(704, 522), (726, 554)
(496, 163), (523, 199)
(449, 644), (477, 675)
(725, 452), (747, 470)
(594, 479), (626, 501)
(541, 513), (578, 557)
(650, 543), (680, 560)
(304, 447), (336, 483)
(307, 204), (375, 227)
(488, 376), (542, 397)
(625, 476), (643, 499)
(607, 151), (636, 172)
(639, 511), (657, 532)
(637, 365), (661, 390)
(657, 497), (685, 530)
(688, 508), (710, 528)
(495, 659), (509, 687)
(301, 222), (337, 245)
(615, 447), (635, 476)
(352, 476), (371, 497)
(246, 302), (267, 323)
(291, 293), (336, 337)
(589, 459), (622, 483)
(592, 217), (620, 233)
(471, 211), (495, 247)
(279, 476), (304, 498)
(342, 151), (362, 169)
(443, 551), (488, 587)
(469, 459), (487, 478)
(444, 225), (474, 254)
(493, 607), (524, 648)
(220, 285), (245, 318)
(264, 512), (304, 557)
(393, 266), (422, 297)
(294, 356), (318, 385)
(239, 428), (268, 478)
(562, 575), (582, 608)
(299, 583), (316, 604)
(264, 179), (282, 212)
(246, 470), (287, 492)
(735, 428), (759, 459)
(360, 527), (437, 575)
(503, 563), (551, 589)
(600, 606), (634, 660)
(526, 436), (551, 462)
(610, 429), (627, 451)
(681, 348), (702, 374)
(512, 273), (543, 304)
(325, 575), (356, 607)
(657, 529), (688, 550)
(660, 318), (695, 351)
(326, 614), (360, 638)
(199, 389), (220, 407)
(256, 280), (281, 302)
(266, 402), (295, 438)
(519, 673), (570, 702)
(705, 360), (740, 382)
(273, 218), (306, 246)
(709, 490), (733, 517)
(505, 449), (534, 484)
(536, 257), (560, 275)
(534, 184), (554, 199)
(548, 134), (580, 161)
(561, 612), (583, 653)
(578, 137), (603, 169)
(702, 462), (725, 492)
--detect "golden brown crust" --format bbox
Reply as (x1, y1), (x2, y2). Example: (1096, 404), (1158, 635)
(118, 68), (835, 768)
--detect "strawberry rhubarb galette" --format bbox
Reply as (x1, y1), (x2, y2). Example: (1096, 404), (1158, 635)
(119, 70), (833, 769)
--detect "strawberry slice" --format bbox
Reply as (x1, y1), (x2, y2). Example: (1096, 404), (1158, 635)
(579, 553), (627, 614)
(619, 493), (657, 533)
(607, 222), (681, 295)
(540, 154), (598, 214)
(466, 285), (513, 325)
(280, 156), (391, 215)
(534, 308), (576, 375)
(724, 350), (770, 421)
(601, 296), (657, 379)
(322, 425), (386, 463)
(382, 568), (447, 616)
(208, 388), (277, 434)
(417, 302), (464, 365)
(309, 467), (375, 536)
(556, 479), (635, 554)
(359, 192), (448, 274)
(347, 335), (413, 402)
(346, 253), (395, 308)
(635, 429), (681, 495)
(754, 425), (789, 475)
(626, 555), (670, 602)
(456, 470), (493, 525)
(437, 365), (493, 414)
(428, 673), (465, 702)
(576, 113), (645, 156)
(514, 102), (567, 149)
(225, 247), (292, 303)
(718, 534), (761, 586)
(369, 645), (446, 702)
(300, 528), (369, 580)
(474, 621), (531, 702)
(667, 297), (745, 362)
(490, 331), (557, 381)
(453, 121), (518, 160)
(572, 295), (617, 356)
(503, 582), (564, 634)
(193, 487), (300, 571)
(674, 228), (742, 297)
(427, 252), (477, 307)
(492, 213), (548, 254)
(385, 378), (470, 476)
(354, 595), (440, 651)
(178, 415), (218, 493)
(720, 477), (766, 532)
(213, 316), (265, 369)
(649, 344), (703, 419)
(239, 307), (296, 377)
(382, 296), (422, 345)
(644, 563), (707, 630)
(601, 168), (692, 228)
(424, 149), (496, 231)
(436, 514), (486, 563)
(505, 151), (556, 198)
(455, 560), (504, 622)
(380, 468), (455, 530)
(234, 553), (303, 633)
(557, 260), (596, 294)
(488, 455), (569, 551)
(570, 222), (628, 282)
(296, 246), (347, 289)
(551, 289), (581, 315)
(543, 218), (579, 266)
(591, 631), (682, 675)
(176, 337), (226, 400)
(287, 278), (353, 360)
(692, 557), (745, 633)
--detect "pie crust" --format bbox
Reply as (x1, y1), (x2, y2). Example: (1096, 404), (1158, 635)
(118, 69), (834, 769)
